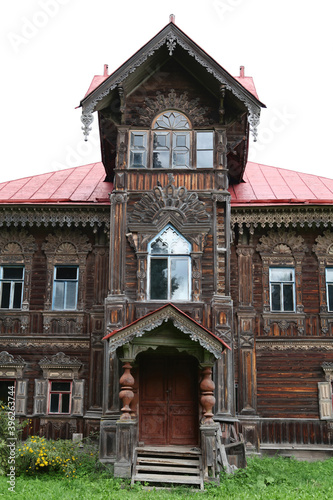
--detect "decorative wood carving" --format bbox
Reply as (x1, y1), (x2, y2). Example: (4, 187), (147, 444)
(257, 230), (307, 255)
(312, 231), (333, 333)
(200, 366), (215, 424)
(0, 351), (26, 378)
(119, 362), (135, 421)
(322, 362), (333, 382)
(134, 89), (208, 126)
(39, 352), (82, 379)
(42, 230), (92, 311)
(256, 340), (333, 351)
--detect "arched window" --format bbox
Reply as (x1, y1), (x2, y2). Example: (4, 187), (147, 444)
(148, 225), (191, 301)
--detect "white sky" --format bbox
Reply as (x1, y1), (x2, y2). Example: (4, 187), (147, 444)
(1, 0), (332, 183)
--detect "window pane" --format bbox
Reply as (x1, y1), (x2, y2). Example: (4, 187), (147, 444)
(173, 151), (189, 168)
(197, 150), (213, 168)
(326, 269), (333, 281)
(153, 152), (169, 168)
(270, 268), (293, 282)
(283, 284), (294, 311)
(13, 283), (22, 309)
(197, 131), (213, 149)
(132, 134), (145, 147)
(171, 258), (189, 300)
(328, 284), (333, 312)
(130, 151), (146, 168)
(61, 393), (70, 413)
(51, 382), (71, 392)
(151, 238), (168, 254)
(50, 393), (59, 413)
(175, 134), (187, 147)
(150, 259), (168, 300)
(56, 267), (77, 280)
(65, 281), (77, 309)
(53, 281), (65, 309)
(271, 284), (281, 311)
(1, 283), (10, 308)
(3, 267), (24, 280)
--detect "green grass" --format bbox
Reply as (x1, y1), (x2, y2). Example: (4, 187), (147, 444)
(0, 456), (333, 499)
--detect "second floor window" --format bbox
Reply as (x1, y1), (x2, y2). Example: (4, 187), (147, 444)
(326, 268), (333, 312)
(269, 268), (295, 312)
(0, 266), (24, 309)
(148, 226), (191, 301)
(52, 266), (78, 310)
(129, 110), (214, 169)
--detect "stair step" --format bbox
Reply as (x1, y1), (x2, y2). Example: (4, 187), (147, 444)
(137, 457), (199, 466)
(132, 473), (202, 485)
(135, 446), (201, 456)
(136, 465), (200, 474)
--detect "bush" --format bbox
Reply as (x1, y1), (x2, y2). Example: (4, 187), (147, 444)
(0, 400), (28, 475)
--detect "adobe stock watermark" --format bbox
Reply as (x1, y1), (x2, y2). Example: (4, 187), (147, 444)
(6, 385), (16, 493)
(250, 106), (296, 161)
(213, 0), (244, 20)
(7, 0), (71, 53)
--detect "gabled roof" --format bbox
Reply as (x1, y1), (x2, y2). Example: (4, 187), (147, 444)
(0, 162), (112, 204)
(79, 21), (265, 141)
(230, 162), (333, 206)
(103, 303), (230, 359)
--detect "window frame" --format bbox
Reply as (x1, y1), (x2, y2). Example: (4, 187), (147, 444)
(52, 265), (79, 311)
(269, 267), (296, 313)
(48, 380), (72, 415)
(128, 111), (214, 170)
(0, 265), (24, 310)
(147, 225), (192, 302)
(326, 268), (333, 312)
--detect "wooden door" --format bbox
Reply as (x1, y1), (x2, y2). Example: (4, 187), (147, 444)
(139, 356), (198, 445)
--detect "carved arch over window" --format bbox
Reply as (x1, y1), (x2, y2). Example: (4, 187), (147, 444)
(0, 351), (28, 415)
(257, 230), (307, 335)
(313, 231), (333, 333)
(42, 230), (92, 311)
(0, 229), (37, 311)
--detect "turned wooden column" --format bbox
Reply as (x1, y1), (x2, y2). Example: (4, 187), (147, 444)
(119, 362), (134, 421)
(200, 366), (215, 425)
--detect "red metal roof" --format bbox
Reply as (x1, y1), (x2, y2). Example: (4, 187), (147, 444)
(0, 162), (112, 204)
(0, 161), (332, 206)
(230, 162), (333, 206)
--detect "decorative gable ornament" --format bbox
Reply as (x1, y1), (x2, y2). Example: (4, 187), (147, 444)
(80, 24), (264, 141)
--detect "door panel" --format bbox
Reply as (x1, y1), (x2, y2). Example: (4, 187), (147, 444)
(139, 356), (198, 445)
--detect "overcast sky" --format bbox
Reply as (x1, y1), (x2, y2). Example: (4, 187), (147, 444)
(1, 0), (332, 183)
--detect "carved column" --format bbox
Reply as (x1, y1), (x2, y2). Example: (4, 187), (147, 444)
(119, 362), (135, 421)
(200, 366), (215, 424)
(109, 192), (127, 296)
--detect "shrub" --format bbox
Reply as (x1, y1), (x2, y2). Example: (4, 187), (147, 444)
(0, 400), (28, 475)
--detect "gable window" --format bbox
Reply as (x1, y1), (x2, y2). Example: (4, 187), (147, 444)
(129, 110), (214, 169)
(148, 226), (191, 301)
(48, 381), (72, 414)
(326, 268), (333, 312)
(52, 266), (79, 310)
(269, 268), (295, 312)
(0, 266), (24, 309)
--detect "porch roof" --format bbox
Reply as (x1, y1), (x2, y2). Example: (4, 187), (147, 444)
(103, 303), (230, 359)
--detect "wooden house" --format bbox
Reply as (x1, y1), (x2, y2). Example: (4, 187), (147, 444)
(0, 17), (332, 484)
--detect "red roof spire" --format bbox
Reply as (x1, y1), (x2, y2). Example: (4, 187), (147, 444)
(169, 14), (175, 23)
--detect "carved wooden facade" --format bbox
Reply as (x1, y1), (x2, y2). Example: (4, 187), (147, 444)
(0, 19), (332, 480)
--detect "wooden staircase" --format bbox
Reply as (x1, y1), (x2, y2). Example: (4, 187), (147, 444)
(131, 446), (204, 490)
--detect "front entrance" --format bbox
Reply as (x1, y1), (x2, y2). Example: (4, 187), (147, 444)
(139, 355), (199, 446)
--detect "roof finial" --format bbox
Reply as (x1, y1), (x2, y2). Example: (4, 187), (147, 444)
(104, 64), (109, 76)
(240, 66), (245, 78)
(169, 14), (175, 24)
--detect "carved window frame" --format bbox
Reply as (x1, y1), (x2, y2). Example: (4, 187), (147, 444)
(126, 109), (215, 170)
(34, 352), (84, 417)
(256, 230), (307, 335)
(0, 351), (28, 416)
(42, 231), (92, 312)
(0, 230), (36, 311)
(313, 231), (333, 333)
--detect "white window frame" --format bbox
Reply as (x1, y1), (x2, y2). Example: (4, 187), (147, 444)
(269, 267), (296, 312)
(326, 268), (333, 312)
(0, 265), (24, 309)
(52, 265), (79, 311)
(147, 225), (191, 301)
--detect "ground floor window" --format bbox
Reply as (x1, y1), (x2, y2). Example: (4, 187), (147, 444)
(48, 381), (72, 414)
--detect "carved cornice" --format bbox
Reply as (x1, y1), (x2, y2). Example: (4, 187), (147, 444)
(106, 305), (227, 359)
(0, 206), (110, 230)
(81, 26), (262, 141)
(231, 206), (333, 233)
(257, 230), (307, 256)
(39, 352), (82, 369)
(134, 89), (208, 126)
(313, 231), (333, 257)
(256, 340), (333, 351)
(0, 351), (26, 367)
(0, 229), (36, 256)
(0, 338), (89, 349)
(42, 230), (92, 256)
